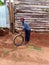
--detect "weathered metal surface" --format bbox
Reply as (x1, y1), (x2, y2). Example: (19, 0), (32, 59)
(0, 5), (10, 28)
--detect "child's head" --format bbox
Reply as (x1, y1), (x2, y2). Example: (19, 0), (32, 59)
(20, 17), (25, 22)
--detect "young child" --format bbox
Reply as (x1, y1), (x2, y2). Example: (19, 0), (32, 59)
(20, 17), (30, 44)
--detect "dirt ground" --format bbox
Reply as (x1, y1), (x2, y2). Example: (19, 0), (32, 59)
(0, 32), (49, 65)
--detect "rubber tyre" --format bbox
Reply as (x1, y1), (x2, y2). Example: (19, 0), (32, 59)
(13, 35), (24, 46)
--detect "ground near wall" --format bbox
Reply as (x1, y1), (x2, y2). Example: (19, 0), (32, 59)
(0, 32), (49, 65)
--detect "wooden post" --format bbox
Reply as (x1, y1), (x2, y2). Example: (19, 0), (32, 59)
(4, 0), (6, 4)
(9, 0), (14, 33)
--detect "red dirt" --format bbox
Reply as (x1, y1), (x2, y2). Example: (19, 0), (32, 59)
(0, 32), (49, 65)
(30, 32), (49, 47)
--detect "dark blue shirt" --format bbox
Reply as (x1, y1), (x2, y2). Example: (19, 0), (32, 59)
(22, 21), (30, 31)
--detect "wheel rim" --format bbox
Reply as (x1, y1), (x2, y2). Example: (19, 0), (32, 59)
(14, 35), (24, 46)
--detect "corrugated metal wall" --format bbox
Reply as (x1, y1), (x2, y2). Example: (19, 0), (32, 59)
(0, 5), (10, 28)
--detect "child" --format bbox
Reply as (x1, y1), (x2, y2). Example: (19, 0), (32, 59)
(20, 17), (30, 44)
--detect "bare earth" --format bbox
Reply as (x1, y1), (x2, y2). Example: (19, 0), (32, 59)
(0, 32), (49, 65)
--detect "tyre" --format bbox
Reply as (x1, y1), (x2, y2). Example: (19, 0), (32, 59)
(13, 35), (24, 46)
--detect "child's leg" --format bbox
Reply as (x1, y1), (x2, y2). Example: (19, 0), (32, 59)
(25, 30), (30, 43)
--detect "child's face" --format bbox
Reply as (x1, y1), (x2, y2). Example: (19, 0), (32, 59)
(20, 19), (24, 22)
